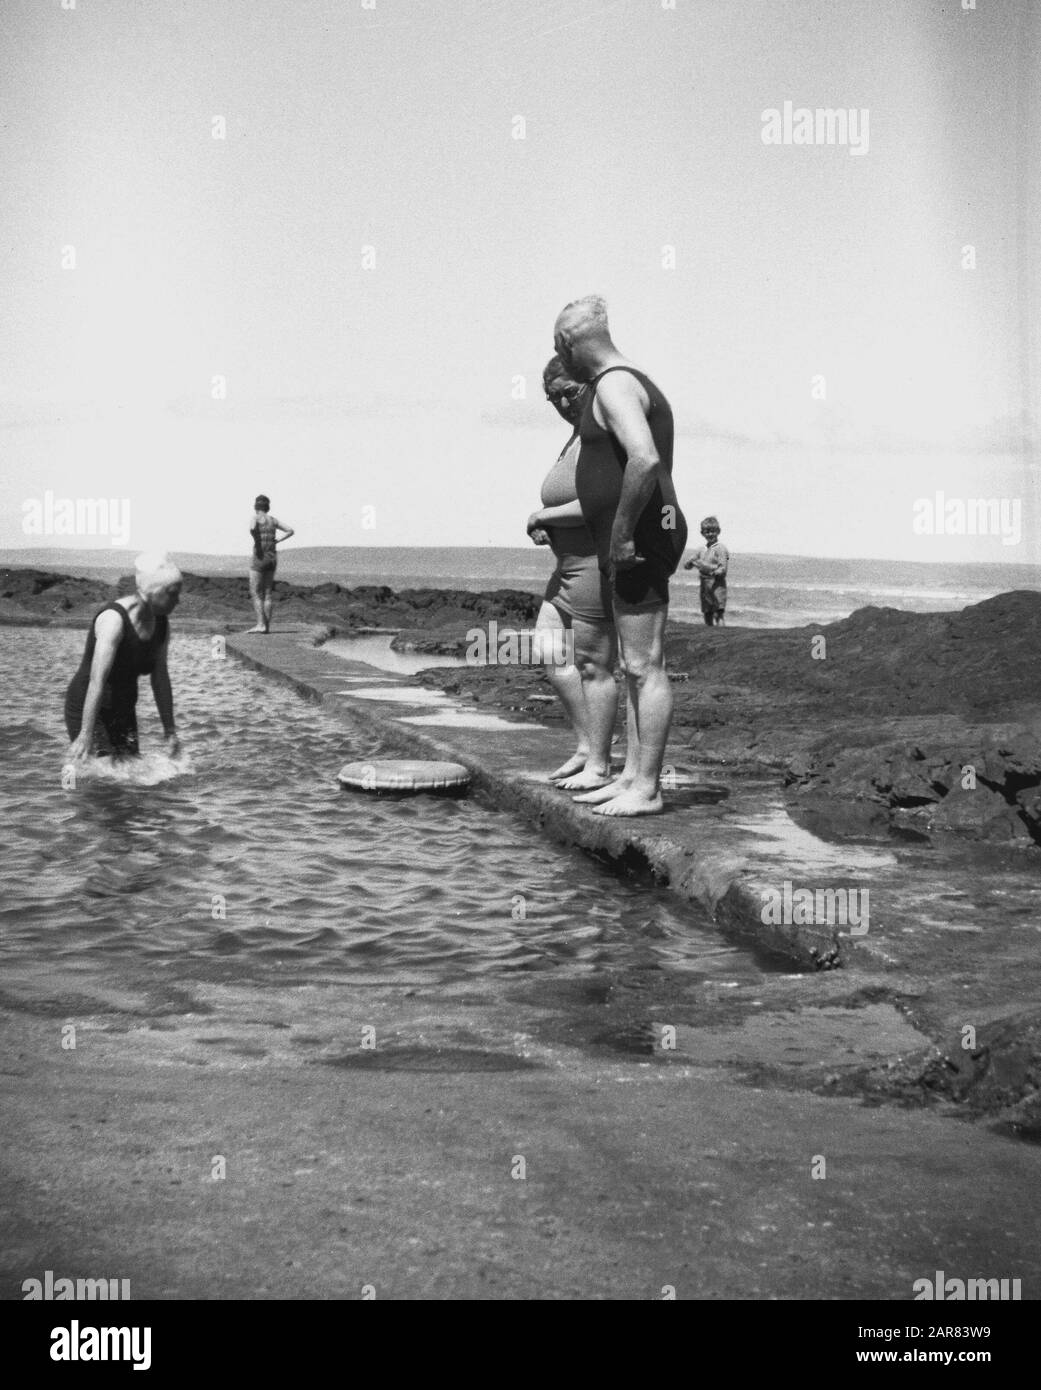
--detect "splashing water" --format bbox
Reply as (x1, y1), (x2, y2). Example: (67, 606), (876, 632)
(64, 749), (194, 787)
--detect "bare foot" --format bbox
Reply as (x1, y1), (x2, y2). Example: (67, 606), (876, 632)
(593, 788), (664, 817)
(572, 778), (630, 805)
(549, 753), (586, 781)
(555, 766), (613, 791)
(245, 626), (269, 634)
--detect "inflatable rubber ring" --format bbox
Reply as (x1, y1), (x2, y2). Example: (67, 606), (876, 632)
(337, 759), (471, 796)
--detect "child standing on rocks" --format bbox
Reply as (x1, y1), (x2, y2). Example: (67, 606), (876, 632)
(684, 517), (729, 626)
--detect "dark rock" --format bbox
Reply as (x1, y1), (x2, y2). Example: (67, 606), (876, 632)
(347, 585), (396, 603)
(885, 756), (943, 807)
(669, 589), (1041, 717)
(391, 630), (468, 656)
(1015, 786), (1041, 840)
(921, 1009), (1041, 1118)
(926, 783), (1031, 841)
(983, 735), (1041, 782)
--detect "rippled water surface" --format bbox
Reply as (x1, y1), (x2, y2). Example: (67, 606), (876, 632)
(1, 630), (779, 1020)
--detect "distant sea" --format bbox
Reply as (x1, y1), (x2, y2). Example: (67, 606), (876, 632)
(5, 546), (1041, 629)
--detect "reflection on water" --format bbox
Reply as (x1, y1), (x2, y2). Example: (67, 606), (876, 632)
(323, 633), (465, 675)
(0, 630), (781, 1021)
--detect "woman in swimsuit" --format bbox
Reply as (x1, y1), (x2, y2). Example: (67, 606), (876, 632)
(64, 553), (183, 760)
(248, 494), (294, 634)
(525, 357), (618, 790)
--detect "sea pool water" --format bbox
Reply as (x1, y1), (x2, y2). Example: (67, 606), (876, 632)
(0, 630), (784, 1048)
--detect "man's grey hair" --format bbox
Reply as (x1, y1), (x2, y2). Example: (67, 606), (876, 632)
(559, 294), (610, 335)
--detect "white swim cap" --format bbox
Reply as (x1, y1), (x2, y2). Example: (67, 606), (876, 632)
(135, 551), (183, 598)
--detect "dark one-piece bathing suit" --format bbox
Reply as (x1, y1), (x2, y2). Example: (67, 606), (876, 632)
(64, 602), (170, 755)
(575, 366), (688, 607)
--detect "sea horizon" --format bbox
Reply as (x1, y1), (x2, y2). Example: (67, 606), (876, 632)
(4, 544), (1040, 630)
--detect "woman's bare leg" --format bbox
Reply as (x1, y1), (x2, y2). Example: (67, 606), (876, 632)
(247, 570), (267, 632)
(534, 602), (589, 779)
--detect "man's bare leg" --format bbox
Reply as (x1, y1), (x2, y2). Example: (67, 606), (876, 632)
(554, 615), (618, 790)
(592, 603), (670, 816)
(572, 687), (634, 802)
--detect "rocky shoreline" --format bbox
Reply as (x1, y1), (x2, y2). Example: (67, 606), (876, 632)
(0, 565), (541, 634)
(4, 565), (1039, 850)
(411, 590), (1041, 853)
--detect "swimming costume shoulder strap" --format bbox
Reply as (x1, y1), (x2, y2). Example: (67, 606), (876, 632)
(589, 366), (654, 390)
(585, 365), (660, 414)
(556, 428), (580, 462)
(95, 600), (133, 631)
(581, 366), (658, 433)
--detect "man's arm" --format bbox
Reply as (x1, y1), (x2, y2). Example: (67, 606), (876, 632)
(596, 373), (659, 564)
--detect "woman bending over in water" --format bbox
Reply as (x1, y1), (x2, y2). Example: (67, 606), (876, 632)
(65, 552), (183, 760)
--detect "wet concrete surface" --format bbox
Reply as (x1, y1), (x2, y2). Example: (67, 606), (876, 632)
(2, 981), (1039, 1300)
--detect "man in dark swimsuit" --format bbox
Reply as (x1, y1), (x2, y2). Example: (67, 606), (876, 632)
(554, 295), (688, 817)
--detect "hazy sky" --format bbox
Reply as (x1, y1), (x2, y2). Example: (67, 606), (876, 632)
(2, 0), (1038, 562)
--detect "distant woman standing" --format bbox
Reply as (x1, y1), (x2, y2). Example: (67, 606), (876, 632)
(525, 356), (618, 790)
(65, 553), (183, 760)
(247, 494), (294, 634)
